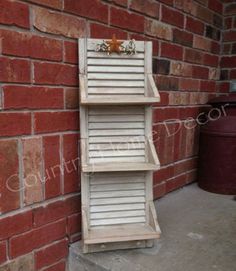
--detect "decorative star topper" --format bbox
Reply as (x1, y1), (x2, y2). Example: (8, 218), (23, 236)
(106, 34), (123, 54)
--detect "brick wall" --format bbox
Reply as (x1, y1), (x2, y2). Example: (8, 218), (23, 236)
(0, 0), (230, 270)
(221, 0), (236, 91)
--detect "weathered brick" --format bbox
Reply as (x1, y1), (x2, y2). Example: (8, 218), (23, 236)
(110, 7), (144, 33)
(90, 23), (128, 39)
(0, 254), (34, 270)
(192, 65), (209, 79)
(156, 75), (179, 90)
(169, 92), (189, 105)
(22, 137), (44, 205)
(0, 211), (32, 241)
(173, 29), (193, 47)
(3, 86), (64, 110)
(220, 70), (229, 81)
(43, 136), (61, 199)
(205, 25), (221, 41)
(208, 0), (223, 14)
(186, 16), (204, 35)
(162, 5), (184, 28)
(145, 20), (172, 40)
(0, 113), (31, 137)
(161, 42), (183, 60)
(34, 112), (79, 134)
(209, 67), (220, 80)
(34, 62), (78, 86)
(130, 0), (160, 18)
(1, 30), (63, 61)
(33, 7), (86, 38)
(65, 88), (79, 109)
(193, 36), (212, 52)
(33, 195), (80, 227)
(63, 134), (80, 194)
(174, 0), (197, 14)
(0, 0), (29, 28)
(196, 5), (213, 24)
(154, 59), (170, 75)
(0, 57), (30, 83)
(213, 13), (223, 28)
(170, 61), (192, 77)
(224, 3), (236, 16)
(0, 241), (7, 264)
(35, 239), (68, 270)
(9, 219), (66, 259)
(184, 48), (203, 64)
(64, 0), (108, 23)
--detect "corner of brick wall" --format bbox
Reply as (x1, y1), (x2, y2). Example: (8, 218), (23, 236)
(0, 0), (233, 270)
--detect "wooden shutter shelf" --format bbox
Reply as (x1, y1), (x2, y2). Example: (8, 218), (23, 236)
(79, 39), (160, 105)
(79, 38), (161, 253)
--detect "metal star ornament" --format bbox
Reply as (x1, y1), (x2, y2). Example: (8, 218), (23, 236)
(106, 34), (123, 54)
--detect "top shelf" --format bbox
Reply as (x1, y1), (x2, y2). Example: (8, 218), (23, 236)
(79, 38), (160, 105)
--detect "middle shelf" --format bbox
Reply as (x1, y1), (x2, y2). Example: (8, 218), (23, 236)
(80, 105), (160, 173)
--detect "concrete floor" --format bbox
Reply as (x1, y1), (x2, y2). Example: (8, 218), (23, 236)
(69, 184), (236, 271)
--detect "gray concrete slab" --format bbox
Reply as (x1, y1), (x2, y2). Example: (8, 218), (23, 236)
(69, 184), (236, 271)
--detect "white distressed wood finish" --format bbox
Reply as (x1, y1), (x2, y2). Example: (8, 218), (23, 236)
(79, 38), (160, 104)
(79, 38), (161, 253)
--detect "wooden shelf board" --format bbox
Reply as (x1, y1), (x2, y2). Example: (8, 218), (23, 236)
(80, 97), (160, 105)
(85, 224), (160, 245)
(82, 162), (160, 173)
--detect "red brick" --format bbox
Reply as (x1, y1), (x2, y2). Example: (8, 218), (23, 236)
(170, 62), (192, 77)
(1, 30), (63, 61)
(64, 0), (108, 23)
(63, 134), (80, 194)
(161, 5), (184, 28)
(33, 195), (80, 227)
(230, 69), (236, 79)
(64, 41), (78, 64)
(184, 48), (203, 64)
(130, 0), (160, 18)
(224, 17), (232, 29)
(174, 0), (197, 14)
(156, 75), (179, 90)
(218, 82), (229, 93)
(34, 62), (77, 86)
(0, 211), (32, 241)
(153, 182), (166, 199)
(44, 136), (61, 199)
(203, 54), (219, 67)
(0, 113), (31, 137)
(200, 80), (216, 92)
(173, 29), (193, 47)
(166, 174), (187, 193)
(153, 107), (180, 123)
(34, 112), (79, 134)
(25, 0), (63, 9)
(179, 78), (200, 91)
(3, 86), (63, 110)
(90, 23), (128, 39)
(193, 36), (211, 52)
(161, 42), (183, 60)
(208, 0), (223, 14)
(186, 16), (204, 35)
(67, 213), (81, 235)
(0, 57), (30, 83)
(221, 56), (236, 68)
(23, 137), (44, 205)
(0, 140), (19, 213)
(158, 92), (169, 106)
(110, 7), (144, 33)
(0, 0), (29, 28)
(196, 5), (213, 24)
(153, 166), (174, 185)
(43, 261), (66, 271)
(33, 7), (86, 38)
(65, 88), (79, 109)
(110, 0), (128, 7)
(192, 65), (209, 79)
(211, 41), (221, 54)
(159, 0), (173, 5)
(145, 20), (172, 40)
(0, 241), (7, 264)
(9, 219), (66, 259)
(224, 30), (236, 42)
(35, 239), (68, 270)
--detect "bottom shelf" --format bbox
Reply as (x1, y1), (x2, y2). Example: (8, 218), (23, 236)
(85, 224), (161, 245)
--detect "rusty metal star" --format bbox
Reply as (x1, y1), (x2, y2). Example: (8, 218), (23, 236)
(106, 34), (123, 54)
